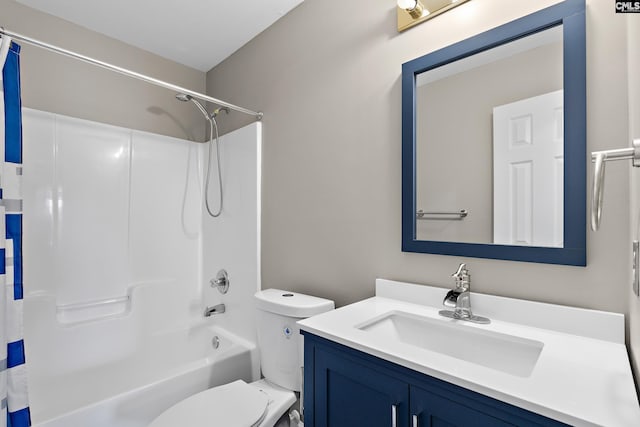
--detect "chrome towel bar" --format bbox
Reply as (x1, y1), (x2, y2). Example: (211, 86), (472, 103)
(591, 139), (640, 231)
(416, 209), (468, 220)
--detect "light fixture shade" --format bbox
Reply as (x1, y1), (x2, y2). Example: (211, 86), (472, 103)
(397, 0), (418, 10)
(397, 0), (471, 32)
(398, 0), (425, 18)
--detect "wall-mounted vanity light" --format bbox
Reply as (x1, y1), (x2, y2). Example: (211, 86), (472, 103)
(397, 0), (471, 32)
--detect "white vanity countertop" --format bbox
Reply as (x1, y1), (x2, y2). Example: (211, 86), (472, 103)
(297, 279), (640, 427)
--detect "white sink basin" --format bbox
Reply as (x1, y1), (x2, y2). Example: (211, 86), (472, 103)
(357, 311), (543, 377)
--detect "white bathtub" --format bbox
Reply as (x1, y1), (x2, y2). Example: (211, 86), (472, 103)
(29, 323), (257, 427)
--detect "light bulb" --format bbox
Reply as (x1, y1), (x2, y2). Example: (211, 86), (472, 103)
(397, 0), (418, 10)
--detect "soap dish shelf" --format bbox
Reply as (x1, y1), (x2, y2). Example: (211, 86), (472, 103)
(56, 295), (130, 324)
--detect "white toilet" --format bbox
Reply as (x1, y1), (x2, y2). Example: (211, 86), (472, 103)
(149, 289), (334, 427)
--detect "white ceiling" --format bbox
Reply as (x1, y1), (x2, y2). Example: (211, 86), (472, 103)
(16, 0), (304, 72)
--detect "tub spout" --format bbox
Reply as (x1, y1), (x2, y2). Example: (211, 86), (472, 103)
(204, 303), (225, 317)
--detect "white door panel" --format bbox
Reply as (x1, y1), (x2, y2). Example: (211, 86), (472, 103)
(493, 90), (563, 247)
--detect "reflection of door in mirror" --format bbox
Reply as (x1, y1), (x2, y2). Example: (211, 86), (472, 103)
(493, 91), (564, 247)
(415, 26), (563, 245)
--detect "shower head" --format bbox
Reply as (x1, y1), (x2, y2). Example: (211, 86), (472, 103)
(176, 93), (211, 121)
(175, 93), (225, 218)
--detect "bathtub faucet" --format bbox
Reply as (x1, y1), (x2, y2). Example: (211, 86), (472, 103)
(204, 303), (226, 317)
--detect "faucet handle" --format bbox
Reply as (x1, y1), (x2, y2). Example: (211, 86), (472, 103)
(452, 263), (467, 277)
(451, 263), (470, 290)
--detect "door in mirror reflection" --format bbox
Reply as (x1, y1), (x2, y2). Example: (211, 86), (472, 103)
(493, 91), (564, 247)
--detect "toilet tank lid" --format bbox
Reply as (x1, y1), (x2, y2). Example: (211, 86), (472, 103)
(255, 289), (335, 318)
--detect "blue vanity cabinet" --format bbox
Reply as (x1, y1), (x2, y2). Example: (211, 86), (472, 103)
(313, 343), (409, 427)
(410, 385), (514, 426)
(303, 332), (569, 427)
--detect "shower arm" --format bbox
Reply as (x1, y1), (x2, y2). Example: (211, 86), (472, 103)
(0, 27), (263, 121)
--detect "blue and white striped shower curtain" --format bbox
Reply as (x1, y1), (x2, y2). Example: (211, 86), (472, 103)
(0, 37), (31, 427)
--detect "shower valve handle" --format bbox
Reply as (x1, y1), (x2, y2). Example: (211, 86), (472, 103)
(210, 269), (229, 294)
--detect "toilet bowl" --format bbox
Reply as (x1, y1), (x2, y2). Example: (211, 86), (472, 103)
(149, 289), (334, 427)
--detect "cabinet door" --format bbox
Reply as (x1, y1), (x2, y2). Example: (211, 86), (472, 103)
(314, 346), (409, 427)
(410, 385), (515, 427)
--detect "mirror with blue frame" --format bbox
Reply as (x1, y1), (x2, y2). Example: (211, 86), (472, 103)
(401, 0), (586, 265)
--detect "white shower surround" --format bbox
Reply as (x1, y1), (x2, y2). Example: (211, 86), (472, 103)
(20, 109), (262, 425)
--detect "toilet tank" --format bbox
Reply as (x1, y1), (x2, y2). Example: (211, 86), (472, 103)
(254, 289), (334, 391)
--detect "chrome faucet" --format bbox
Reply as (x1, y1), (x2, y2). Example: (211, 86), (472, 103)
(204, 303), (226, 317)
(439, 263), (490, 324)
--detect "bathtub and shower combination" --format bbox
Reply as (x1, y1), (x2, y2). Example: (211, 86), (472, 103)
(0, 27), (264, 425)
(21, 106), (262, 426)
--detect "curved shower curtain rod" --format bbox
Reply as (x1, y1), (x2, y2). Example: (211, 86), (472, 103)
(0, 27), (263, 121)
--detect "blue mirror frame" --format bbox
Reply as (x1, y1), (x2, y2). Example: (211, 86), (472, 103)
(402, 0), (586, 266)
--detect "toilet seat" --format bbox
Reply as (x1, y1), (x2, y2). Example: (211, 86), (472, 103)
(149, 380), (269, 427)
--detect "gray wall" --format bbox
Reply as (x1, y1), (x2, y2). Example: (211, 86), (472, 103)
(2, 0), (206, 141)
(628, 13), (640, 384)
(416, 42), (562, 243)
(207, 0), (632, 319)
